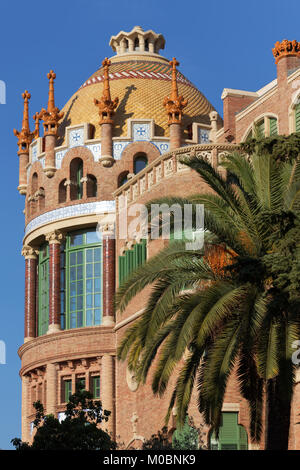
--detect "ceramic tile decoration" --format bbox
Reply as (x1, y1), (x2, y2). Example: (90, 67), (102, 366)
(198, 127), (210, 144)
(25, 200), (116, 235)
(113, 141), (130, 160)
(87, 143), (102, 161)
(55, 149), (68, 169)
(69, 127), (85, 148)
(133, 123), (150, 141)
(31, 142), (38, 163)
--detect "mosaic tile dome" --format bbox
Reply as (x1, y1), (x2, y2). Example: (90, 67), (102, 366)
(57, 27), (219, 144)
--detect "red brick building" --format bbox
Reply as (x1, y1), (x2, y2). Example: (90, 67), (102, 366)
(15, 28), (300, 449)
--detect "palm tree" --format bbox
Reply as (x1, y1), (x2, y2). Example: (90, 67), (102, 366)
(116, 137), (300, 450)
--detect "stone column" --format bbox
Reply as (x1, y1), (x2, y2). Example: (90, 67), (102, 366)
(169, 122), (182, 150)
(44, 134), (56, 177)
(101, 224), (115, 326)
(21, 375), (30, 443)
(18, 151), (29, 195)
(101, 354), (115, 436)
(46, 362), (57, 416)
(45, 230), (64, 334)
(22, 246), (38, 342)
(100, 123), (114, 167)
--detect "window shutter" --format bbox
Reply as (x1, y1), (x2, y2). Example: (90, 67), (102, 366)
(295, 103), (300, 132)
(219, 412), (239, 449)
(269, 118), (278, 136)
(239, 425), (248, 450)
(256, 120), (265, 138)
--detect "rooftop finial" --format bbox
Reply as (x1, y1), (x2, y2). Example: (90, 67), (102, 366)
(272, 39), (300, 64)
(94, 58), (119, 124)
(39, 70), (64, 136)
(163, 57), (187, 124)
(13, 90), (34, 154)
(33, 112), (40, 139)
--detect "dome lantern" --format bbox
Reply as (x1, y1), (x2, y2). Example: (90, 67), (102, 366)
(109, 26), (165, 56)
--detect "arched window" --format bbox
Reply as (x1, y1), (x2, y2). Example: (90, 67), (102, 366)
(209, 412), (248, 450)
(134, 37), (139, 51)
(59, 179), (67, 203)
(70, 158), (83, 200)
(87, 174), (97, 198)
(125, 39), (129, 52)
(244, 116), (278, 141)
(144, 38), (149, 51)
(118, 171), (129, 187)
(134, 153), (148, 174)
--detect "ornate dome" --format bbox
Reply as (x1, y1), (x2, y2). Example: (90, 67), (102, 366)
(57, 27), (220, 144)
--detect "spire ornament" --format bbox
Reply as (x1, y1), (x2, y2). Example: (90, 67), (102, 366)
(39, 70), (64, 136)
(163, 58), (187, 124)
(33, 112), (40, 139)
(94, 58), (119, 124)
(13, 90), (34, 154)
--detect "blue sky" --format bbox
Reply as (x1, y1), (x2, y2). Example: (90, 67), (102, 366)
(0, 0), (298, 449)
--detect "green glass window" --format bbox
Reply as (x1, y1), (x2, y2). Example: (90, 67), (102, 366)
(76, 161), (83, 199)
(118, 239), (147, 286)
(209, 412), (248, 450)
(60, 243), (66, 330)
(38, 244), (49, 336)
(295, 103), (300, 132)
(63, 379), (72, 403)
(92, 376), (100, 398)
(66, 229), (102, 329)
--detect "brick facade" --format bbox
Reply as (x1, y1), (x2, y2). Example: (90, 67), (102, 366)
(16, 30), (300, 449)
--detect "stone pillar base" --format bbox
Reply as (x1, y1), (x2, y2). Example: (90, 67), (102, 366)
(43, 166), (56, 177)
(102, 316), (115, 327)
(99, 156), (114, 167)
(47, 323), (61, 334)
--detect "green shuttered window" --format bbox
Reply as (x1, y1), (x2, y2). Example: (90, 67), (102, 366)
(269, 117), (278, 136)
(210, 412), (248, 450)
(119, 239), (147, 286)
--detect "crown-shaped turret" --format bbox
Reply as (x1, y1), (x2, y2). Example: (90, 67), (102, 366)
(94, 58), (119, 124)
(13, 90), (34, 154)
(272, 39), (300, 64)
(163, 57), (188, 124)
(39, 70), (64, 136)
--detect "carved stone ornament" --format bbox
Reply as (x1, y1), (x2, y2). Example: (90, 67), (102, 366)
(13, 90), (34, 155)
(21, 245), (39, 259)
(45, 230), (65, 244)
(272, 39), (300, 64)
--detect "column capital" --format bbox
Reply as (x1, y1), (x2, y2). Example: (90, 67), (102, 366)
(99, 222), (115, 237)
(45, 229), (65, 244)
(22, 245), (39, 259)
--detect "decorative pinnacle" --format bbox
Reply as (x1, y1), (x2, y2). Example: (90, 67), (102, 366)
(33, 112), (40, 139)
(272, 39), (300, 64)
(163, 57), (187, 124)
(13, 90), (34, 154)
(39, 69), (64, 136)
(94, 58), (119, 125)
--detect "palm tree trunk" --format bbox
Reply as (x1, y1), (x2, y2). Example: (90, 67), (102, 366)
(265, 377), (291, 450)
